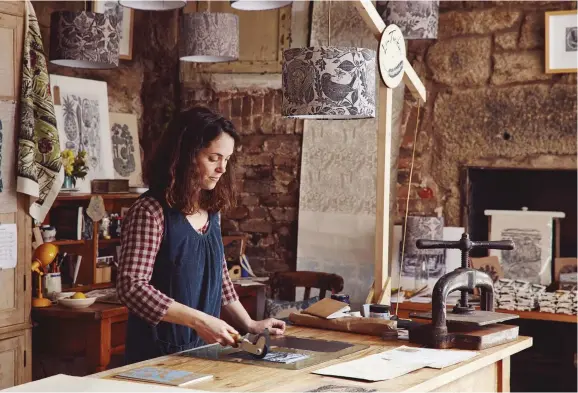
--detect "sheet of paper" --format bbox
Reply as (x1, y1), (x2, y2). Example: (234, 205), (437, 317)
(0, 223), (17, 269)
(2, 374), (204, 392)
(0, 101), (17, 214)
(380, 346), (479, 369)
(312, 353), (430, 382)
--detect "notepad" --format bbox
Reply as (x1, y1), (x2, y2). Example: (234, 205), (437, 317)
(114, 366), (212, 387)
(302, 297), (350, 319)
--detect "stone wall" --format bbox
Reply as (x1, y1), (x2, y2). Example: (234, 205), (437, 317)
(33, 1), (179, 161)
(399, 1), (577, 226)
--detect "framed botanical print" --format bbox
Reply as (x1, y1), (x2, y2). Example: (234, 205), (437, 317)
(545, 10), (577, 73)
(93, 0), (134, 60)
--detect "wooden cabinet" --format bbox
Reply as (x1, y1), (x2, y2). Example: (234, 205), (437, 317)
(0, 2), (32, 389)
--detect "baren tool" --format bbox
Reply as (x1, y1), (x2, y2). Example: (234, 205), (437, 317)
(408, 232), (520, 350)
(232, 329), (270, 359)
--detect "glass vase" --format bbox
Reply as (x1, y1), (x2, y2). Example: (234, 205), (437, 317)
(62, 175), (73, 189)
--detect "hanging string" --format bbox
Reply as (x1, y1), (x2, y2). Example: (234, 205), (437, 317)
(395, 100), (421, 318)
(328, 0), (331, 46)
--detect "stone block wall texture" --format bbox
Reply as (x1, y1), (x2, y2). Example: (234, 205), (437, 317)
(399, 0), (577, 227)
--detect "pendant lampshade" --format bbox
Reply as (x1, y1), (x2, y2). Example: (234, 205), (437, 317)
(230, 0), (292, 11)
(378, 1), (439, 40)
(404, 216), (445, 256)
(180, 12), (239, 63)
(118, 0), (186, 11)
(282, 47), (376, 119)
(49, 11), (119, 69)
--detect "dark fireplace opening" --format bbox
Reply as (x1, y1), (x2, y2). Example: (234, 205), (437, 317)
(463, 167), (577, 260)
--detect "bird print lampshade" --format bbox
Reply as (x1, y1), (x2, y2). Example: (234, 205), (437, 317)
(404, 216), (445, 256)
(378, 1), (439, 40)
(180, 12), (239, 63)
(230, 0), (292, 11)
(118, 0), (186, 11)
(49, 11), (119, 69)
(282, 47), (376, 119)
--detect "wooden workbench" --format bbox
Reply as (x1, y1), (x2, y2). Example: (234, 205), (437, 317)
(92, 326), (532, 392)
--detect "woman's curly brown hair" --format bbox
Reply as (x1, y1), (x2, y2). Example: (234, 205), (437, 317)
(144, 107), (240, 215)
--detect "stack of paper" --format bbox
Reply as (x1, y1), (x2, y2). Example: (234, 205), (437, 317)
(312, 346), (479, 382)
(494, 279), (544, 311)
(538, 290), (577, 315)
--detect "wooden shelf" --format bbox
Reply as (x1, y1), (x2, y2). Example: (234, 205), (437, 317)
(56, 193), (142, 201)
(99, 238), (121, 245)
(51, 239), (85, 246)
(393, 301), (577, 324)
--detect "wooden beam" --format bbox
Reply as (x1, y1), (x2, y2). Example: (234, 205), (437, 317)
(403, 58), (427, 103)
(374, 83), (393, 304)
(352, 0), (385, 41)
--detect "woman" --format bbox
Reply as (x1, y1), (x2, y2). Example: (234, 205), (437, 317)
(117, 107), (285, 364)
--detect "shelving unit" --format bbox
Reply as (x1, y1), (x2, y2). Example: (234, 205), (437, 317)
(43, 193), (141, 292)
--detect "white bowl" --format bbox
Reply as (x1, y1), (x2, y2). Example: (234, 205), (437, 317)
(51, 291), (76, 301)
(58, 297), (97, 309)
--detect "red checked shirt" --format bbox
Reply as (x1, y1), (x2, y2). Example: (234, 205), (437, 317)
(117, 196), (239, 326)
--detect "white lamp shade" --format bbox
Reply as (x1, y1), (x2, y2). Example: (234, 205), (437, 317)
(404, 216), (445, 255)
(378, 1), (439, 40)
(119, 0), (186, 11)
(180, 12), (239, 63)
(230, 0), (292, 11)
(49, 11), (119, 69)
(282, 47), (376, 119)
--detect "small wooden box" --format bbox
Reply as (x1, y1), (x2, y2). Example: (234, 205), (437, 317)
(91, 179), (129, 194)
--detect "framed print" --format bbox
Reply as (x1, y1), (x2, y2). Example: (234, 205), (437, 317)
(93, 0), (134, 60)
(545, 10), (577, 73)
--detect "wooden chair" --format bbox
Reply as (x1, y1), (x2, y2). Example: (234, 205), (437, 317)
(268, 271), (344, 302)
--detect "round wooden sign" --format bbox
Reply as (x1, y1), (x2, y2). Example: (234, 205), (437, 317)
(378, 24), (406, 88)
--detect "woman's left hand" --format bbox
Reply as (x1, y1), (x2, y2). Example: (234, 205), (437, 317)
(248, 318), (286, 335)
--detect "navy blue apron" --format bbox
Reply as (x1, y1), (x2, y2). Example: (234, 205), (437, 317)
(124, 192), (223, 364)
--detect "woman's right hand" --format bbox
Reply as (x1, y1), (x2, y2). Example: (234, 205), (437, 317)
(191, 312), (239, 347)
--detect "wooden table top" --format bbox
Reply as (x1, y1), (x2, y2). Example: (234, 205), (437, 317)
(91, 326), (532, 392)
(393, 301), (578, 324)
(31, 302), (127, 320)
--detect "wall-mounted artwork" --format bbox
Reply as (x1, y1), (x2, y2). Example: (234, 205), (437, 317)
(50, 75), (114, 193)
(109, 112), (142, 186)
(93, 0), (134, 60)
(545, 10), (578, 73)
(486, 209), (565, 286)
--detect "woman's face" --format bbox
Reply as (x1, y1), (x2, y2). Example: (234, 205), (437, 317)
(195, 132), (235, 190)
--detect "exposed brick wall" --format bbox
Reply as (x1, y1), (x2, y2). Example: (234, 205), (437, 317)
(181, 87), (303, 275)
(395, 0), (577, 225)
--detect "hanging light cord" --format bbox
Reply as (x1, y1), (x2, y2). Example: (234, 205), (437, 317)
(328, 0), (331, 46)
(395, 101), (421, 318)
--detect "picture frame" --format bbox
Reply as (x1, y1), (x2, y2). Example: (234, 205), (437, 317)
(92, 0), (134, 60)
(545, 10), (577, 74)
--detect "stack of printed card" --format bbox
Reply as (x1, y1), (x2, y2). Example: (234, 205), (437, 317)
(494, 279), (545, 311)
(537, 289), (577, 314)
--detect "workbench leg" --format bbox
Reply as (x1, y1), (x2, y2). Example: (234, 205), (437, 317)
(497, 356), (511, 392)
(86, 319), (112, 374)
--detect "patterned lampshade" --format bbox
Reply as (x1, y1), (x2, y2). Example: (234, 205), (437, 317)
(118, 0), (186, 11)
(180, 12), (239, 63)
(404, 216), (445, 255)
(282, 47), (376, 119)
(230, 0), (292, 11)
(49, 11), (119, 69)
(378, 1), (439, 40)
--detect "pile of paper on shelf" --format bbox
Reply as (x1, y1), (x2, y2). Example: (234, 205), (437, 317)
(538, 290), (577, 315)
(494, 279), (545, 311)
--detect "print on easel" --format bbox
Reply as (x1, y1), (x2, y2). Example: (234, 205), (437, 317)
(51, 75), (114, 193)
(500, 228), (542, 281)
(109, 112), (143, 187)
(61, 95), (103, 174)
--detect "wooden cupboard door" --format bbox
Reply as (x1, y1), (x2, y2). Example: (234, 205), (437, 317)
(0, 334), (25, 389)
(0, 4), (28, 330)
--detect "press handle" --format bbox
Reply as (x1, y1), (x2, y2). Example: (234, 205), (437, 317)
(416, 239), (460, 249)
(471, 240), (514, 250)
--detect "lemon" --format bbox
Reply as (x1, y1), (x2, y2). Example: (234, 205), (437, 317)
(71, 292), (86, 299)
